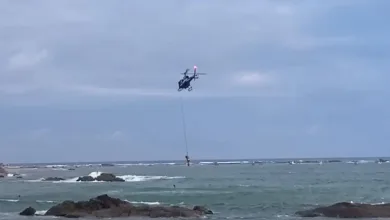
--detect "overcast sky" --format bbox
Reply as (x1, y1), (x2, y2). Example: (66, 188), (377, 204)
(1, 0), (389, 163)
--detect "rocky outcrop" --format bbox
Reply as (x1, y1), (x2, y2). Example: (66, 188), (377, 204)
(377, 158), (389, 163)
(296, 202), (390, 218)
(77, 173), (125, 182)
(44, 177), (65, 181)
(95, 173), (125, 182)
(20, 207), (36, 216)
(77, 176), (95, 181)
(0, 164), (7, 177)
(43, 173), (125, 182)
(20, 194), (213, 218)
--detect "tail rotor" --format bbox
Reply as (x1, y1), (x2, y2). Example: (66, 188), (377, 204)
(192, 65), (206, 80)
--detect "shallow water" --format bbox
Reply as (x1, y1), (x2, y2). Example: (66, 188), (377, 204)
(1, 158), (390, 219)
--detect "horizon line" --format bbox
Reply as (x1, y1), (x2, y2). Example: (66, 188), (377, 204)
(2, 156), (388, 165)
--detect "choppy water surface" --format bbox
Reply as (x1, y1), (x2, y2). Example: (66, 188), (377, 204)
(1, 158), (390, 219)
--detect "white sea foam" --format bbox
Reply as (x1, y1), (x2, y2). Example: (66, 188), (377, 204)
(199, 162), (214, 165)
(51, 168), (68, 171)
(346, 160), (371, 164)
(115, 162), (177, 167)
(199, 161), (250, 165)
(0, 199), (57, 204)
(6, 173), (26, 177)
(119, 174), (183, 182)
(35, 210), (47, 215)
(125, 200), (161, 205)
(89, 171), (102, 178)
(36, 200), (56, 203)
(0, 199), (19, 202)
(45, 164), (68, 168)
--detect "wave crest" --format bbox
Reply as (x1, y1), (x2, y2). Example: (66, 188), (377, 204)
(29, 171), (185, 183)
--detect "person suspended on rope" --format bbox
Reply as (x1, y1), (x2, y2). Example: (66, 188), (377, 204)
(185, 155), (190, 166)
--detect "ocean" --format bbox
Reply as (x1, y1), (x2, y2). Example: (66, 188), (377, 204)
(1, 157), (389, 219)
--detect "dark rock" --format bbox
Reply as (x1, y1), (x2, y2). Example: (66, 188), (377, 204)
(20, 206), (36, 216)
(39, 194), (213, 218)
(0, 166), (7, 175)
(193, 205), (213, 214)
(68, 168), (75, 171)
(95, 173), (125, 182)
(76, 173), (125, 182)
(44, 177), (65, 181)
(296, 202), (390, 218)
(77, 176), (95, 182)
(101, 163), (115, 167)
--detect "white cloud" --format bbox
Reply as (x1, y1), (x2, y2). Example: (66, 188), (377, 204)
(8, 49), (48, 70)
(232, 72), (274, 86)
(0, 0), (387, 105)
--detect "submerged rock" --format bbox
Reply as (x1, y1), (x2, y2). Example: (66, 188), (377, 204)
(296, 202), (390, 218)
(101, 163), (115, 167)
(17, 194), (213, 218)
(44, 177), (65, 181)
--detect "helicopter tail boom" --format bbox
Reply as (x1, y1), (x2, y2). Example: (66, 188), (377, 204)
(181, 68), (190, 76)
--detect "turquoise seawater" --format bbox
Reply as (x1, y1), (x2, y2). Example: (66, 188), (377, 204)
(1, 158), (389, 219)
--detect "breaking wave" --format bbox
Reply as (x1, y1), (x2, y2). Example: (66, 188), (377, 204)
(0, 198), (161, 206)
(28, 171), (185, 183)
(0, 199), (56, 204)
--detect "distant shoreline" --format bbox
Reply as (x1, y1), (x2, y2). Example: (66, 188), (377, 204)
(2, 156), (388, 166)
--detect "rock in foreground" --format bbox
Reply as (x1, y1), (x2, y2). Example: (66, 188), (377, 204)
(20, 207), (36, 216)
(296, 202), (390, 218)
(20, 194), (213, 218)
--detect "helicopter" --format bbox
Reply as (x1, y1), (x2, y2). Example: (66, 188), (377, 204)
(177, 66), (206, 91)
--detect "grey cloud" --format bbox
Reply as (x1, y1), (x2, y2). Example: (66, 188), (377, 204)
(0, 0), (388, 105)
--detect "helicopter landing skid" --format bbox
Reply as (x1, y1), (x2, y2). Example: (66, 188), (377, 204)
(178, 88), (183, 92)
(188, 86), (193, 91)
